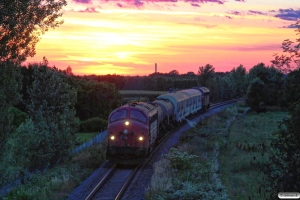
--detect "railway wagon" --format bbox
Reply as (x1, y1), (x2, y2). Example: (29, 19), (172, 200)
(106, 87), (210, 164)
(106, 102), (164, 164)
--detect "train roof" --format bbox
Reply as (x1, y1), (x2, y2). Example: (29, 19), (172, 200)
(158, 91), (189, 102)
(193, 86), (210, 94)
(181, 88), (202, 97)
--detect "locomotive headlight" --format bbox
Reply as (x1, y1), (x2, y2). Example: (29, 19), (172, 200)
(110, 135), (115, 140)
(125, 121), (129, 126)
(138, 136), (144, 141)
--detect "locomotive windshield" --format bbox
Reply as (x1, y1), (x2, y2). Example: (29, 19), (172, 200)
(110, 109), (127, 122)
(130, 110), (147, 123)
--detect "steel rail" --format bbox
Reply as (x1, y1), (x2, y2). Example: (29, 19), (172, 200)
(85, 164), (116, 200)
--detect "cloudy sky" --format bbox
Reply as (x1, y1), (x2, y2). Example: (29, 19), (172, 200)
(26, 0), (300, 75)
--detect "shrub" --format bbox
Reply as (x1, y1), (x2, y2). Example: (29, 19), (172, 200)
(24, 64), (79, 170)
(9, 106), (28, 130)
(80, 117), (107, 132)
(166, 148), (198, 170)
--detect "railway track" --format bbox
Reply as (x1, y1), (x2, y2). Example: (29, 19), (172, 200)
(85, 164), (141, 200)
(84, 98), (242, 200)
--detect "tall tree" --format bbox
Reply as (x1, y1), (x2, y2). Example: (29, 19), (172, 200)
(271, 20), (300, 73)
(247, 63), (283, 106)
(230, 64), (247, 97)
(261, 100), (300, 198)
(169, 70), (179, 76)
(258, 19), (300, 199)
(0, 62), (22, 153)
(25, 63), (79, 169)
(197, 64), (215, 87)
(0, 0), (67, 63)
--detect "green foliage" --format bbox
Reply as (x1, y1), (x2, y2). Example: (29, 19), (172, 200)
(3, 163), (92, 200)
(0, 0), (67, 62)
(279, 68), (300, 108)
(72, 144), (106, 169)
(2, 141), (107, 200)
(24, 63), (79, 170)
(80, 117), (107, 132)
(66, 76), (122, 120)
(246, 78), (265, 110)
(261, 101), (300, 198)
(230, 65), (247, 97)
(166, 148), (198, 170)
(1, 119), (37, 181)
(246, 63), (283, 109)
(9, 106), (28, 130)
(0, 61), (22, 153)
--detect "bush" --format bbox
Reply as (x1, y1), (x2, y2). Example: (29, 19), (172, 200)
(9, 106), (28, 130)
(23, 64), (79, 170)
(166, 148), (198, 170)
(80, 117), (107, 132)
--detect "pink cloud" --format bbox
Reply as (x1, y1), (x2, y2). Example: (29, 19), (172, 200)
(73, 0), (91, 3)
(78, 7), (98, 12)
(71, 0), (226, 8)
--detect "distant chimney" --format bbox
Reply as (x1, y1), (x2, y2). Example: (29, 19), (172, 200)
(155, 63), (157, 73)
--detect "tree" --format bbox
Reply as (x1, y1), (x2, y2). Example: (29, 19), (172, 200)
(197, 64), (215, 86)
(258, 19), (300, 199)
(169, 70), (179, 76)
(245, 78), (265, 110)
(0, 0), (67, 63)
(25, 63), (79, 169)
(230, 65), (247, 97)
(279, 68), (300, 107)
(186, 71), (196, 76)
(67, 77), (122, 121)
(271, 20), (300, 73)
(65, 66), (74, 76)
(247, 63), (283, 106)
(0, 61), (22, 153)
(260, 100), (300, 198)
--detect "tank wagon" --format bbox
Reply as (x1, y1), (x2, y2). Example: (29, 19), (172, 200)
(106, 87), (210, 164)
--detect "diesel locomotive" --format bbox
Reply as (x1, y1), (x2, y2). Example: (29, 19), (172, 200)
(106, 87), (210, 164)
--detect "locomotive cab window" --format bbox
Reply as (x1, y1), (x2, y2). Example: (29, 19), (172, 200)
(110, 110), (127, 122)
(130, 110), (147, 123)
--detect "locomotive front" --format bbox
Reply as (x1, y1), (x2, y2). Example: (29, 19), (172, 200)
(106, 105), (155, 164)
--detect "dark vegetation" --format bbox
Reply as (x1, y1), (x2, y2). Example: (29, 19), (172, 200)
(0, 0), (299, 198)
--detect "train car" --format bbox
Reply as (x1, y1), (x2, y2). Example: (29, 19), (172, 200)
(153, 98), (174, 130)
(156, 91), (190, 122)
(181, 89), (203, 115)
(106, 102), (164, 165)
(193, 87), (210, 111)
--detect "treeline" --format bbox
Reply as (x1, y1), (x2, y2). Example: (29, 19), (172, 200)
(0, 60), (122, 185)
(80, 70), (231, 91)
(80, 73), (198, 91)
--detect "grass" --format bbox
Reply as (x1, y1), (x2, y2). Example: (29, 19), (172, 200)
(2, 141), (107, 200)
(219, 111), (286, 200)
(75, 132), (98, 143)
(145, 102), (287, 200)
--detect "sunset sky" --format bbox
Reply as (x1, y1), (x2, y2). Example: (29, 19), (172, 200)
(26, 0), (300, 76)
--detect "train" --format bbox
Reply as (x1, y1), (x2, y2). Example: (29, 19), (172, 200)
(106, 87), (210, 165)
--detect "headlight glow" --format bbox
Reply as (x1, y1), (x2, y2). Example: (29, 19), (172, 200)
(110, 135), (115, 140)
(125, 121), (129, 126)
(138, 136), (144, 141)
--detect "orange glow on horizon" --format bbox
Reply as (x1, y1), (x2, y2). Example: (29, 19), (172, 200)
(26, 1), (299, 76)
